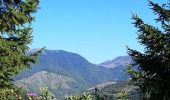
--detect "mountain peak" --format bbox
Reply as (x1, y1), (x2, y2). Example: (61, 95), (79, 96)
(100, 56), (131, 69)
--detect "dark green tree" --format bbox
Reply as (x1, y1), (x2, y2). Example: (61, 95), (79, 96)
(127, 1), (170, 100)
(94, 87), (100, 100)
(0, 0), (40, 89)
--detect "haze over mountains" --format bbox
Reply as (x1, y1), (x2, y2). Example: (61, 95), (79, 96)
(14, 49), (131, 99)
(100, 56), (131, 69)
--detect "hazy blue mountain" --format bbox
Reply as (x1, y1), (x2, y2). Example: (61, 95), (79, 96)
(100, 56), (132, 69)
(99, 56), (132, 81)
(15, 50), (115, 84)
(14, 49), (130, 99)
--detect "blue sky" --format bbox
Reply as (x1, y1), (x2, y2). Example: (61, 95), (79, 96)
(31, 0), (166, 64)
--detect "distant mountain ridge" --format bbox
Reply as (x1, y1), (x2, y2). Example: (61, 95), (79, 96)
(14, 49), (131, 99)
(100, 56), (132, 69)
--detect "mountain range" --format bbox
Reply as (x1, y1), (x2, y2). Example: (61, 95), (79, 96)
(14, 49), (131, 99)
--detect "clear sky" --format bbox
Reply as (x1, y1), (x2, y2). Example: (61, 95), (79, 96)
(30, 0), (166, 64)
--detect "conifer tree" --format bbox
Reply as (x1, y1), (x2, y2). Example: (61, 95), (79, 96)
(0, 0), (40, 89)
(127, 1), (170, 99)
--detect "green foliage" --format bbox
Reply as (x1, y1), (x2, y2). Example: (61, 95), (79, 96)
(127, 1), (170, 99)
(39, 87), (52, 100)
(0, 0), (41, 89)
(0, 87), (27, 100)
(66, 93), (92, 100)
(0, 86), (55, 100)
(117, 90), (128, 100)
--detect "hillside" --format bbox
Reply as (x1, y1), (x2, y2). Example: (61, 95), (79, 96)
(15, 71), (85, 99)
(100, 56), (132, 81)
(14, 49), (130, 99)
(87, 81), (140, 100)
